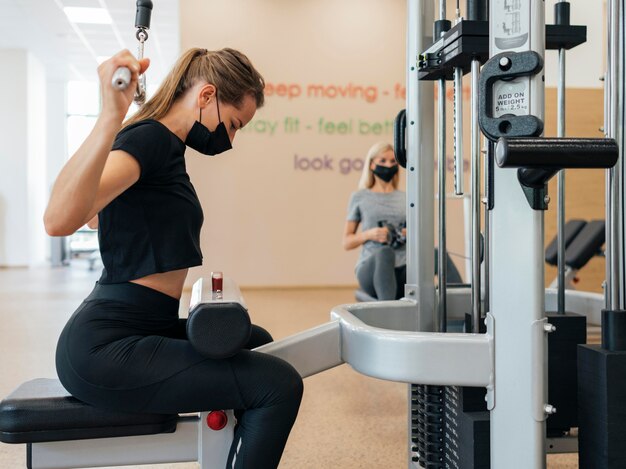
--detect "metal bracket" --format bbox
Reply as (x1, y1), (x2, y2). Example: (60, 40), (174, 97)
(485, 312), (495, 411)
(478, 51), (545, 142)
(531, 317), (549, 422)
(519, 179), (549, 210)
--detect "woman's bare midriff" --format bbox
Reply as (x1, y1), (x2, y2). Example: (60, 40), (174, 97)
(130, 268), (189, 300)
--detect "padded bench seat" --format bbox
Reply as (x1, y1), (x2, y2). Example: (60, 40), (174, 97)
(0, 379), (177, 444)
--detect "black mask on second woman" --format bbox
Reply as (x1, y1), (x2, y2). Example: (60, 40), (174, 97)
(185, 93), (233, 156)
(373, 164), (399, 183)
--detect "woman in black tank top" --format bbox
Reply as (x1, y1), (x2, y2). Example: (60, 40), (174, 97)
(45, 48), (302, 469)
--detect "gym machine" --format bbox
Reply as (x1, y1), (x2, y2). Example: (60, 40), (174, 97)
(0, 1), (624, 469)
(111, 0), (152, 105)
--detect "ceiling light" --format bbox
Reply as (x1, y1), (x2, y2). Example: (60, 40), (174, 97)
(63, 7), (112, 25)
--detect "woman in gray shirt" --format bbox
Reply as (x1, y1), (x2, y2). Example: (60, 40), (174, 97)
(343, 142), (406, 300)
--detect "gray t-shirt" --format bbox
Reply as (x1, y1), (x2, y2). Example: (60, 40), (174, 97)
(346, 189), (406, 270)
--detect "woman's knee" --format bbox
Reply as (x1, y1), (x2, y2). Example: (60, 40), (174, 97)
(374, 246), (395, 264)
(273, 358), (303, 405)
(233, 353), (303, 409)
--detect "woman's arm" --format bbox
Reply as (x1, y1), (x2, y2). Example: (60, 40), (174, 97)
(44, 50), (149, 236)
(342, 221), (389, 250)
(342, 221), (363, 250)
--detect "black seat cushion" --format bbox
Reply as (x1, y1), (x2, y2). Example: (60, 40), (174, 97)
(565, 220), (605, 270)
(0, 379), (177, 444)
(545, 219), (587, 266)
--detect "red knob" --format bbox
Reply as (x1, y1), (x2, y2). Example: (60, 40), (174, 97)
(206, 410), (228, 431)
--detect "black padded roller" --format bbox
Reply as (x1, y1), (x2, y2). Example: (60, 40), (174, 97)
(496, 137), (619, 169)
(187, 302), (251, 359)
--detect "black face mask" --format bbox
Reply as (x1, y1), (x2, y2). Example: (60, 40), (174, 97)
(373, 164), (399, 183)
(185, 93), (233, 156)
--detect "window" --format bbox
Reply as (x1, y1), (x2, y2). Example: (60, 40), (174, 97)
(65, 81), (101, 269)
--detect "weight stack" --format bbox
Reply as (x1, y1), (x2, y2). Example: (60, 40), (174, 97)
(546, 313), (586, 437)
(578, 309), (626, 469)
(411, 384), (445, 468)
(443, 386), (490, 469)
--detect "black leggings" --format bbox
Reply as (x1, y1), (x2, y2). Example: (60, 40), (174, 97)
(356, 246), (406, 300)
(55, 282), (303, 469)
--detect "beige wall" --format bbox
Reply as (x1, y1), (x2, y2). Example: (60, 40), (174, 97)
(181, 1), (607, 289)
(182, 0), (407, 287)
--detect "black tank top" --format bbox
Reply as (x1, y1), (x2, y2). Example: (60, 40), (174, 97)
(98, 119), (204, 284)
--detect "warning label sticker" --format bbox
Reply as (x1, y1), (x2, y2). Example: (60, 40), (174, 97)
(493, 81), (529, 117)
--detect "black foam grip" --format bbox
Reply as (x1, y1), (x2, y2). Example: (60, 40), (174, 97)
(496, 137), (619, 169)
(187, 303), (252, 359)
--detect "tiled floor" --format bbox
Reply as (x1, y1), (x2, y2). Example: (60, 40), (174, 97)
(0, 266), (578, 468)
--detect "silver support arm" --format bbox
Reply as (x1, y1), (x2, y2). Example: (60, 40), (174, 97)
(257, 300), (494, 388)
(254, 322), (342, 378)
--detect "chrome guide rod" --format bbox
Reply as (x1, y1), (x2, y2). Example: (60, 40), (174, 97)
(471, 59), (482, 331)
(557, 11), (566, 313)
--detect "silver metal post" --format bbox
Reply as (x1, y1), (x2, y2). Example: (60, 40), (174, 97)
(438, 77), (447, 332)
(557, 42), (566, 314)
(406, 0), (436, 465)
(471, 59), (481, 331)
(482, 138), (490, 315)
(606, 0), (624, 310)
(453, 7), (464, 196)
(405, 0), (435, 332)
(489, 0), (546, 466)
(436, 0), (449, 336)
(454, 66), (465, 195)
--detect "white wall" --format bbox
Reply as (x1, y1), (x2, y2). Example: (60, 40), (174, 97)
(45, 79), (67, 265)
(0, 49), (48, 266)
(27, 54), (47, 266)
(46, 80), (67, 196)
